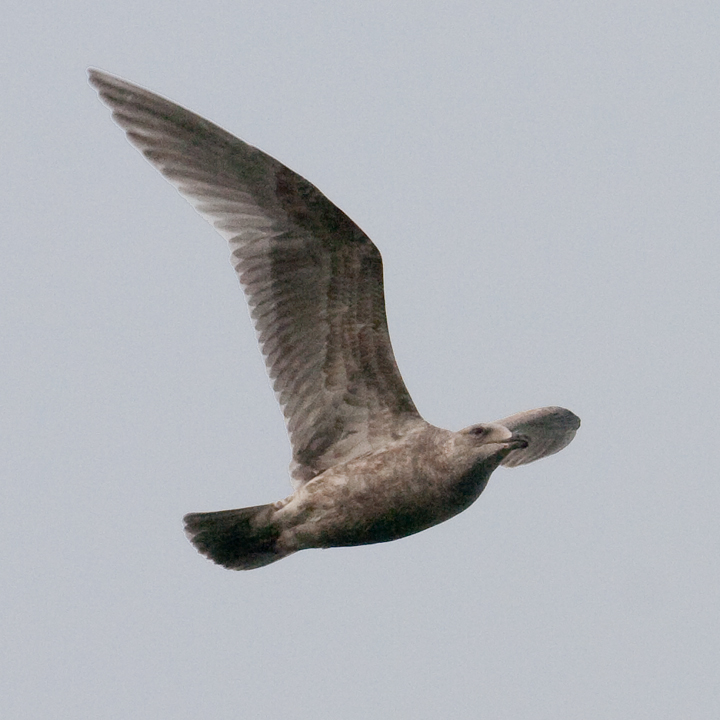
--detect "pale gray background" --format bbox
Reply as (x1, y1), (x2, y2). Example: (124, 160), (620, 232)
(3, 2), (719, 718)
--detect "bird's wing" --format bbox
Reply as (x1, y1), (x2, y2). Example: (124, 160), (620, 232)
(496, 406), (580, 467)
(89, 69), (424, 486)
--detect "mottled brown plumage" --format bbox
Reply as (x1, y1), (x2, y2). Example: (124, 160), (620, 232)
(89, 69), (580, 570)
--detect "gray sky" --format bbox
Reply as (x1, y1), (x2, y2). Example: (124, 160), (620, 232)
(3, 2), (719, 718)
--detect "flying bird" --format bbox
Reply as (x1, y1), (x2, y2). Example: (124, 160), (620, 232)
(89, 69), (580, 570)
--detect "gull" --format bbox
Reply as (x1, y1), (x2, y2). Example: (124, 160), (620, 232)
(89, 69), (580, 570)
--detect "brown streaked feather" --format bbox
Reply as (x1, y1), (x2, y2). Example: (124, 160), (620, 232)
(88, 69), (423, 485)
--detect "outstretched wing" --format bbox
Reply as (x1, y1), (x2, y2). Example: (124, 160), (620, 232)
(89, 69), (423, 485)
(497, 406), (580, 467)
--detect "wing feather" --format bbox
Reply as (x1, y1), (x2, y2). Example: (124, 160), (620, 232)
(498, 407), (580, 467)
(89, 69), (423, 485)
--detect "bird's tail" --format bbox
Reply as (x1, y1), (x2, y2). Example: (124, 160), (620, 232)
(183, 504), (287, 570)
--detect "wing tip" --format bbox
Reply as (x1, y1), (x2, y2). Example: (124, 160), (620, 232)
(499, 405), (580, 468)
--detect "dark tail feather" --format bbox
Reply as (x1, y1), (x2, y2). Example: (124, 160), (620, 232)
(183, 504), (286, 570)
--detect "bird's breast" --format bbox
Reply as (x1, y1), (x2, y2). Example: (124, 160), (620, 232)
(281, 449), (493, 549)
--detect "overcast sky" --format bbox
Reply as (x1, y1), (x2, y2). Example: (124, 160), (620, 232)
(3, 2), (720, 718)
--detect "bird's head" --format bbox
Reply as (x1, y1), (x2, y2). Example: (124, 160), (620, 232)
(457, 422), (529, 459)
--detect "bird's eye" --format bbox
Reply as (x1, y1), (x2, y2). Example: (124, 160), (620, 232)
(470, 426), (487, 436)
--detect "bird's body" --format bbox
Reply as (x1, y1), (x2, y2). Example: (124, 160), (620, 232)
(185, 422), (525, 569)
(89, 69), (580, 570)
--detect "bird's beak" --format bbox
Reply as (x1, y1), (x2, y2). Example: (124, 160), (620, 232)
(505, 433), (529, 450)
